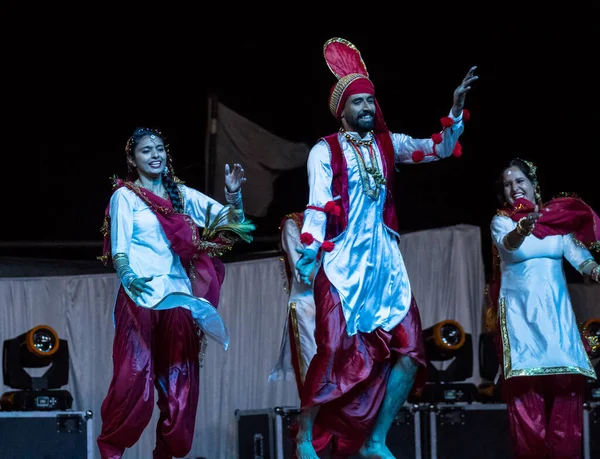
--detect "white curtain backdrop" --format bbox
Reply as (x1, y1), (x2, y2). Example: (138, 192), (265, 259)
(2, 224), (597, 458)
(398, 224), (486, 386)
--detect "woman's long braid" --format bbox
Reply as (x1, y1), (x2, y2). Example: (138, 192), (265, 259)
(163, 171), (184, 213)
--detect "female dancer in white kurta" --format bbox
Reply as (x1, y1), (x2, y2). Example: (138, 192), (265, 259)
(487, 158), (600, 458)
(491, 216), (596, 379)
(97, 127), (253, 459)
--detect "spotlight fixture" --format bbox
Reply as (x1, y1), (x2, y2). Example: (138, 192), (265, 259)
(424, 320), (466, 361)
(1, 325), (73, 411)
(412, 320), (477, 403)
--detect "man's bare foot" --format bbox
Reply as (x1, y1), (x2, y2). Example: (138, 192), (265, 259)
(359, 441), (396, 459)
(296, 439), (320, 459)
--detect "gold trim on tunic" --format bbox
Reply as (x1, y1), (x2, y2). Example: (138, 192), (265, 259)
(499, 297), (596, 379)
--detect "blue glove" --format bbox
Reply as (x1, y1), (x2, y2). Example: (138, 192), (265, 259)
(295, 247), (318, 285)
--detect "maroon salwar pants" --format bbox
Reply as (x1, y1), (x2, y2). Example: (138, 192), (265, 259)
(97, 288), (201, 459)
(503, 374), (585, 458)
(294, 269), (427, 456)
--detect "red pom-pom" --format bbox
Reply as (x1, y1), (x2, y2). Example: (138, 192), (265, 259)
(412, 150), (425, 163)
(452, 142), (463, 158)
(324, 200), (341, 217)
(300, 232), (314, 245)
(431, 133), (443, 144)
(440, 116), (454, 128)
(321, 241), (335, 252)
(462, 109), (470, 122)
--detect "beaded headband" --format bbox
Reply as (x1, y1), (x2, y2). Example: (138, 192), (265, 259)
(125, 127), (168, 156)
(519, 158), (538, 182)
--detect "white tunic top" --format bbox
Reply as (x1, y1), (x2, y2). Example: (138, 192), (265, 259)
(301, 111), (464, 336)
(491, 215), (596, 379)
(109, 184), (242, 349)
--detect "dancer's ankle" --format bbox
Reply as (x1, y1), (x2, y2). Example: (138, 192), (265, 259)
(296, 432), (313, 443)
(365, 434), (386, 446)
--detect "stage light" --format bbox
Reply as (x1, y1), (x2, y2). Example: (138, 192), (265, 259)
(413, 320), (476, 403)
(423, 320), (472, 382)
(424, 320), (466, 361)
(1, 325), (73, 410)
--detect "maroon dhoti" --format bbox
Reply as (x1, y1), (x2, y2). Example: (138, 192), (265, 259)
(297, 269), (427, 455)
(97, 288), (201, 459)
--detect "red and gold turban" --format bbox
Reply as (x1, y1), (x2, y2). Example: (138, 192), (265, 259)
(324, 38), (388, 132)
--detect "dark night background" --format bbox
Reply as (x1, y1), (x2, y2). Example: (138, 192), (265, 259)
(3, 7), (599, 281)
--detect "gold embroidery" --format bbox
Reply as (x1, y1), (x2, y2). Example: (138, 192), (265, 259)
(509, 366), (596, 378)
(496, 202), (528, 218)
(290, 302), (306, 383)
(100, 216), (109, 237)
(329, 74), (366, 115)
(279, 256), (290, 294)
(499, 298), (512, 378)
(499, 297), (597, 379)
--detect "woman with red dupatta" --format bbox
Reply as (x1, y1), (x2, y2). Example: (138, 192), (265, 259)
(96, 127), (254, 459)
(486, 158), (600, 458)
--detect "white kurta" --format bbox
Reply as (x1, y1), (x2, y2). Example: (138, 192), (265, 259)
(109, 184), (243, 349)
(301, 111), (464, 336)
(269, 216), (318, 384)
(491, 215), (597, 379)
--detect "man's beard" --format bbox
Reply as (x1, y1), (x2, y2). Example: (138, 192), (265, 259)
(350, 111), (375, 132)
(357, 116), (375, 131)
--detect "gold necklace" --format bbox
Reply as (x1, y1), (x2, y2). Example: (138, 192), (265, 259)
(339, 129), (386, 200)
(135, 179), (169, 199)
(340, 128), (374, 146)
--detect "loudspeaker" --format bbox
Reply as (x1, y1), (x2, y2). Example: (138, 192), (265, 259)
(236, 405), (422, 458)
(235, 407), (278, 458)
(385, 406), (423, 459)
(428, 402), (512, 459)
(0, 410), (93, 459)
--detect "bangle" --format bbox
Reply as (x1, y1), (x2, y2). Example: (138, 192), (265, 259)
(516, 218), (533, 237)
(225, 187), (242, 204)
(503, 234), (518, 251)
(122, 273), (137, 290)
(592, 265), (600, 283)
(579, 259), (596, 275)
